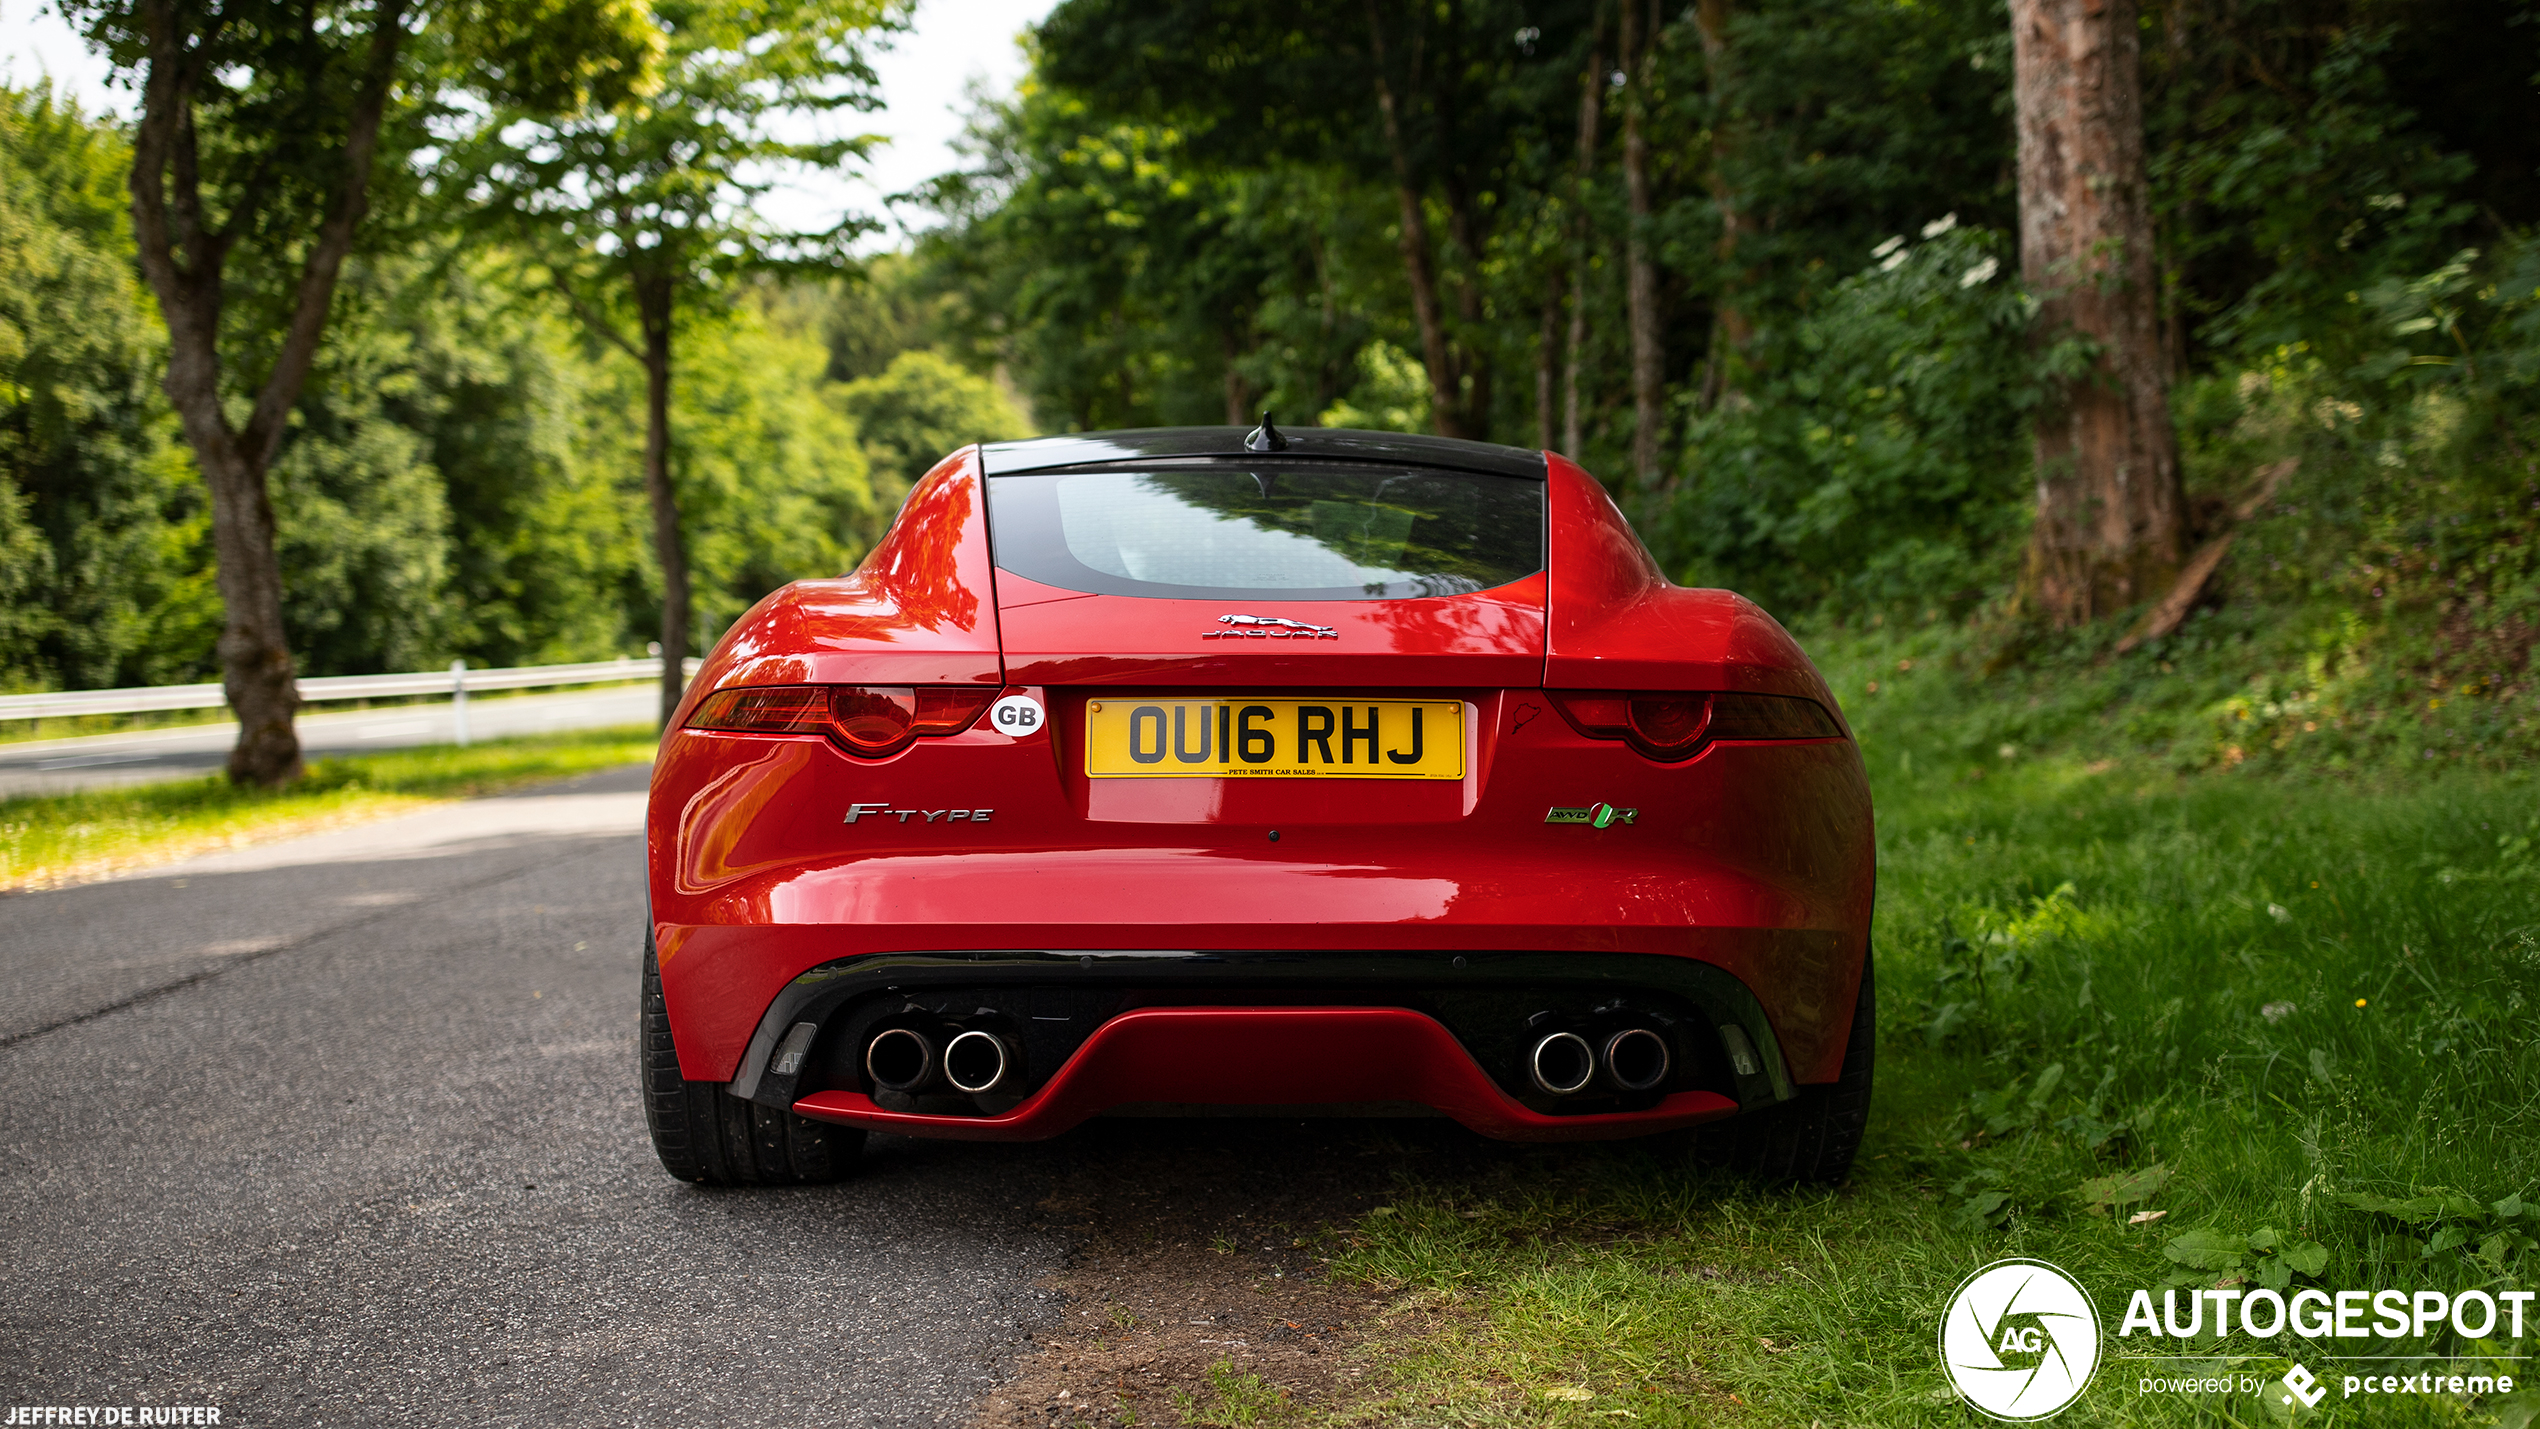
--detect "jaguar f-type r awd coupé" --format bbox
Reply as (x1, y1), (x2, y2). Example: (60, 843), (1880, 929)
(642, 422), (1875, 1186)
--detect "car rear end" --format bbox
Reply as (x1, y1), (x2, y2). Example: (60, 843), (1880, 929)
(645, 428), (1872, 1169)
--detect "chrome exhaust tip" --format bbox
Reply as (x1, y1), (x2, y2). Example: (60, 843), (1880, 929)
(865, 1026), (935, 1093)
(1528, 1031), (1597, 1096)
(942, 1029), (1014, 1095)
(1602, 1027), (1672, 1092)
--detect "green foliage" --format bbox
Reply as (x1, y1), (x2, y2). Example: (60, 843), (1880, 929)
(922, 74), (1376, 433)
(675, 308), (889, 635)
(833, 348), (1029, 502)
(1654, 223), (2044, 615)
(0, 85), (197, 690)
(2157, 1226), (2330, 1290)
(396, 254), (648, 667)
(271, 268), (458, 676)
(1316, 341), (1431, 435)
(2143, 10), (2507, 359)
(435, 0), (666, 116)
(455, 0), (905, 294)
(800, 253), (989, 385)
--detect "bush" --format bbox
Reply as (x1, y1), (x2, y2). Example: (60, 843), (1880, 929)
(1651, 222), (2045, 619)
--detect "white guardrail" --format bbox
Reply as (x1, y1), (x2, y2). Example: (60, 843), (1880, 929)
(0, 657), (699, 735)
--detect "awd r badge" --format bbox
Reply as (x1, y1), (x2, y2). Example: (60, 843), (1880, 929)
(1545, 803), (1636, 828)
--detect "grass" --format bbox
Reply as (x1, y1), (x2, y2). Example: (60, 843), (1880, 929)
(1293, 676), (2539, 1425)
(1177, 1362), (1298, 1426)
(0, 724), (657, 889)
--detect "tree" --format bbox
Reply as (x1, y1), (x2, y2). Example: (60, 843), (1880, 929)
(0, 85), (191, 692)
(65, 0), (659, 783)
(455, 0), (903, 727)
(2010, 0), (2186, 624)
(1560, 7), (1604, 460)
(834, 350), (1028, 501)
(1618, 0), (1663, 489)
(1035, 0), (1593, 443)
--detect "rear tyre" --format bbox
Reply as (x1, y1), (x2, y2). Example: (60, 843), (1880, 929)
(641, 939), (861, 1186)
(1696, 950), (1874, 1184)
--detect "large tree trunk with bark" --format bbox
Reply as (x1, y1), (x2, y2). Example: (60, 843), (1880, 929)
(123, 0), (408, 786)
(634, 272), (693, 730)
(2011, 0), (2187, 624)
(1620, 0), (1664, 492)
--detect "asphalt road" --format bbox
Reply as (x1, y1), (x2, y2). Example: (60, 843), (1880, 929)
(0, 685), (659, 797)
(0, 763), (1071, 1426)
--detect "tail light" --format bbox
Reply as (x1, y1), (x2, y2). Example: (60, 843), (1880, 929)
(687, 685), (996, 758)
(1548, 690), (1842, 761)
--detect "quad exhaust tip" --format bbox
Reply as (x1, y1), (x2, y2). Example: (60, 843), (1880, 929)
(1528, 1031), (1597, 1096)
(865, 1026), (935, 1093)
(1602, 1027), (1671, 1092)
(942, 1029), (1015, 1094)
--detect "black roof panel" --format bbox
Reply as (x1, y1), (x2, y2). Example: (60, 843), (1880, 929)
(980, 426), (1549, 480)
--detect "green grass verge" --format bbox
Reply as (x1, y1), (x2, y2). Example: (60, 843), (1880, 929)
(1296, 752), (2538, 1426)
(0, 724), (656, 889)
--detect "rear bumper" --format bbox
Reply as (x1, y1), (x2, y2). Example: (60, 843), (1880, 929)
(790, 1006), (1739, 1143)
(718, 947), (1818, 1143)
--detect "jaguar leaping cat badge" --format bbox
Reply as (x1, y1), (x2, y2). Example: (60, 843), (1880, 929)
(1203, 614), (1340, 640)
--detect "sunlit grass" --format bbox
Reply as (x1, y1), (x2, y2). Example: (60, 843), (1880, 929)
(1326, 759), (2540, 1427)
(0, 724), (656, 889)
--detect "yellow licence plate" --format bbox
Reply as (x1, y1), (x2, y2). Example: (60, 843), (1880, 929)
(1084, 698), (1465, 779)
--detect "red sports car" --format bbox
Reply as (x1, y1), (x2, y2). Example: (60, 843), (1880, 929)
(641, 422), (1874, 1186)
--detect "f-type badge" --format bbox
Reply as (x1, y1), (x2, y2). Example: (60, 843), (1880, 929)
(1202, 614), (1339, 640)
(1546, 803), (1637, 828)
(846, 804), (993, 825)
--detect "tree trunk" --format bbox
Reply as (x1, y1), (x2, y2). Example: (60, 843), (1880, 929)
(1365, 5), (1468, 440)
(635, 273), (693, 729)
(1223, 328), (1255, 427)
(123, 0), (408, 786)
(1693, 0), (1753, 412)
(1535, 275), (1561, 451)
(1439, 180), (1494, 437)
(2011, 0), (2186, 623)
(1564, 8), (1605, 461)
(1620, 0), (1664, 492)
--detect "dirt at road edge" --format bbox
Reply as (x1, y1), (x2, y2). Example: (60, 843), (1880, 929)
(969, 1120), (1466, 1429)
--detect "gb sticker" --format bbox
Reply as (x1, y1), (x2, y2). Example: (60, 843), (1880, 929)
(989, 692), (1045, 738)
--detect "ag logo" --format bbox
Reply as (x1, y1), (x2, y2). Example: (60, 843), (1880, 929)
(1940, 1259), (2102, 1421)
(989, 693), (1044, 738)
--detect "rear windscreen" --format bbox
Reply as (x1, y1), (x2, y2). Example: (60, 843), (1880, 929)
(987, 467), (1544, 600)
